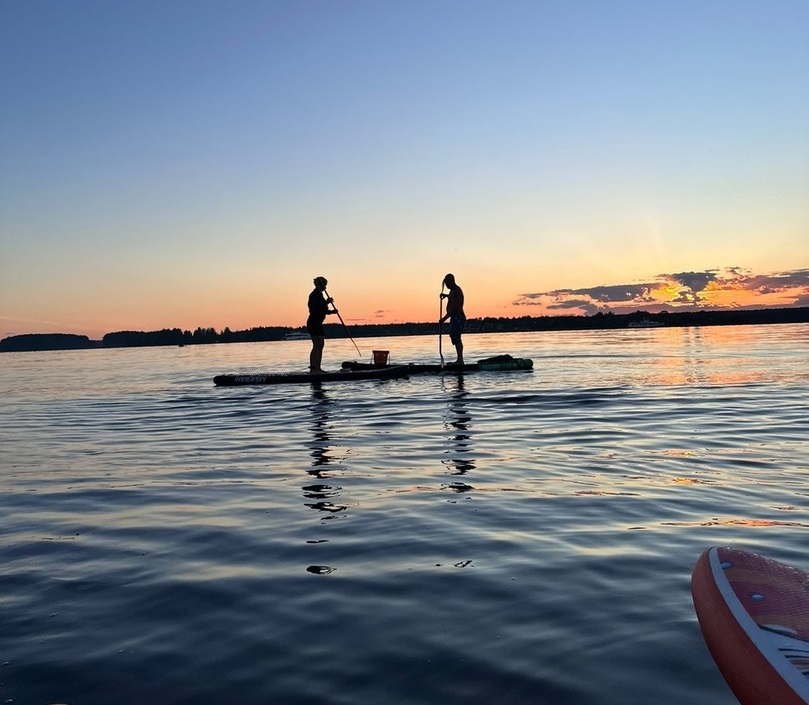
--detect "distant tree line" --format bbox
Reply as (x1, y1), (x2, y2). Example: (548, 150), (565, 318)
(101, 326), (302, 347)
(1, 307), (807, 352)
(0, 333), (96, 352)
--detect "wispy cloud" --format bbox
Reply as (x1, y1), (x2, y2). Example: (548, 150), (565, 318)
(513, 267), (809, 315)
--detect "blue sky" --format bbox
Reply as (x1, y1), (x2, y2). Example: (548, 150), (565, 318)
(1, 0), (807, 338)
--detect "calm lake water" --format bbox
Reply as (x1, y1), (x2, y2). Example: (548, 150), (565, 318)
(1, 324), (808, 705)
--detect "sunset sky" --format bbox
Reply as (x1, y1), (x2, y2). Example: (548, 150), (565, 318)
(1, 1), (807, 340)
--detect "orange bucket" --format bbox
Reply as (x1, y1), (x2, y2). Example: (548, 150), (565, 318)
(372, 350), (389, 367)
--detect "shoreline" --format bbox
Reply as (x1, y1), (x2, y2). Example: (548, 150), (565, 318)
(2, 306), (808, 353)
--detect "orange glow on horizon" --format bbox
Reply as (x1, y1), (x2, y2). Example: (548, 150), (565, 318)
(2, 267), (806, 341)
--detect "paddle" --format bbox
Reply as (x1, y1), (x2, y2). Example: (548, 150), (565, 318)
(324, 289), (362, 357)
(439, 282), (445, 367)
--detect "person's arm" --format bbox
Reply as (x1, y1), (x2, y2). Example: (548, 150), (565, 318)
(440, 293), (450, 323)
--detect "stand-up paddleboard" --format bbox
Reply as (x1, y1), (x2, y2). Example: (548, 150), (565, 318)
(341, 355), (533, 375)
(213, 366), (409, 386)
(691, 546), (809, 705)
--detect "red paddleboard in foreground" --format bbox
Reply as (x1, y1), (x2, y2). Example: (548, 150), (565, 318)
(691, 546), (809, 705)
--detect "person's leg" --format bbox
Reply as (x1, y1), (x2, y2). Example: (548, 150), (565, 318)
(310, 336), (325, 372)
(450, 318), (464, 364)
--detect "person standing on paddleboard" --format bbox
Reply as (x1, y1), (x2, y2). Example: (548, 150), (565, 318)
(440, 273), (466, 364)
(307, 276), (338, 373)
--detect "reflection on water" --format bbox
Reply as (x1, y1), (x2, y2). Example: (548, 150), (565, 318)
(1, 326), (807, 705)
(677, 326), (708, 386)
(304, 385), (347, 519)
(648, 325), (796, 386)
(302, 484), (347, 516)
(307, 383), (333, 473)
(442, 375), (476, 475)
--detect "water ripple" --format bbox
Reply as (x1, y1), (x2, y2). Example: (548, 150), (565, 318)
(1, 327), (808, 705)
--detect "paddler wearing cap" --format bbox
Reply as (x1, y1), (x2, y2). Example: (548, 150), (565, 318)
(307, 276), (338, 373)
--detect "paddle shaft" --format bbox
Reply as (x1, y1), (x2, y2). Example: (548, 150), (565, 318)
(324, 289), (362, 356)
(439, 283), (445, 367)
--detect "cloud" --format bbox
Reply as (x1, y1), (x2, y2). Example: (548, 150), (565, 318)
(556, 284), (657, 303)
(517, 283), (661, 307)
(743, 268), (809, 293)
(669, 271), (718, 293)
(546, 298), (604, 315)
(513, 267), (809, 315)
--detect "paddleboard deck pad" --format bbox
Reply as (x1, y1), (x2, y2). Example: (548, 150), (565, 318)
(691, 546), (809, 705)
(213, 365), (410, 386)
(341, 354), (533, 375)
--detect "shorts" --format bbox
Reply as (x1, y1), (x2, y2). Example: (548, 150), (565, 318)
(306, 316), (325, 337)
(449, 315), (466, 345)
